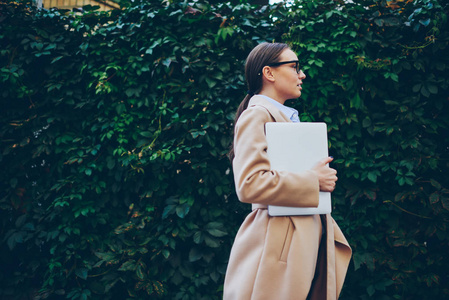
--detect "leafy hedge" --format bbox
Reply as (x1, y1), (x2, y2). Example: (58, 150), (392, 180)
(1, 0), (448, 299)
(0, 2), (278, 299)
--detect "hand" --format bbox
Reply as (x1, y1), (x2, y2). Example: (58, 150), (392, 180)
(311, 157), (338, 192)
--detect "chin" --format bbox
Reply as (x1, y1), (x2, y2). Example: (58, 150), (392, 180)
(285, 92), (302, 101)
(292, 92), (302, 99)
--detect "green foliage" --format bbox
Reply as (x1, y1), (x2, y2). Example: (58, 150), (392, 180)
(1, 0), (448, 299)
(0, 1), (281, 299)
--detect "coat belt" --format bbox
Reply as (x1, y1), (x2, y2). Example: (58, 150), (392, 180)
(252, 203), (268, 210)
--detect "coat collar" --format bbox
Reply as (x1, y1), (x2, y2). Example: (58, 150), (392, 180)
(248, 95), (292, 123)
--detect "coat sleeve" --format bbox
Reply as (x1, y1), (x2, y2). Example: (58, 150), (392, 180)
(232, 105), (320, 207)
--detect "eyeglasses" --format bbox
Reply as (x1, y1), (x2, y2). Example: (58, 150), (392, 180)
(264, 60), (301, 74)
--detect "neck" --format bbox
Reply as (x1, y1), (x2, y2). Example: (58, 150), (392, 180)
(258, 87), (286, 105)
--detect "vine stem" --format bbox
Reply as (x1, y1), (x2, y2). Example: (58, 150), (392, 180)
(383, 200), (432, 219)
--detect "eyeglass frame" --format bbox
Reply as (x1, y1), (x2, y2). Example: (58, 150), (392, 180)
(258, 60), (301, 75)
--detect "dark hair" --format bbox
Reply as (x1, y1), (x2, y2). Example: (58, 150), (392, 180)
(228, 42), (290, 161)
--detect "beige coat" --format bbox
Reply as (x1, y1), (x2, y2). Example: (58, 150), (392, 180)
(223, 96), (352, 300)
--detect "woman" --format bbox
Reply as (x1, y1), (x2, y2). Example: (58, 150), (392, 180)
(223, 42), (352, 300)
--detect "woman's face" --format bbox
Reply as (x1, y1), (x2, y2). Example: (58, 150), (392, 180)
(270, 49), (306, 101)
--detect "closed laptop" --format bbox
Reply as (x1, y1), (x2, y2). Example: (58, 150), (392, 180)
(265, 122), (332, 216)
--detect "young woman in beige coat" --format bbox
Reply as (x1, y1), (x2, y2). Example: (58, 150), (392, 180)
(223, 43), (352, 300)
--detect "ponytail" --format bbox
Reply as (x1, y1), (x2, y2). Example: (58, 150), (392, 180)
(228, 94), (252, 161)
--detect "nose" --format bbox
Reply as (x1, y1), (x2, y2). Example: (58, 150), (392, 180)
(298, 70), (306, 79)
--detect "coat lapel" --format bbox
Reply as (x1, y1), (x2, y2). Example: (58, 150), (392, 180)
(248, 95), (292, 123)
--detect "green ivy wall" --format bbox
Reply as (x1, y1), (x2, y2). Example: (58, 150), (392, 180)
(1, 0), (448, 299)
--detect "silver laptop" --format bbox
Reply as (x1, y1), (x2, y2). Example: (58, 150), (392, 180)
(265, 122), (332, 216)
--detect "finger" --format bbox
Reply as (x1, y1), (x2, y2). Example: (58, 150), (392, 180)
(323, 185), (334, 192)
(320, 156), (334, 165)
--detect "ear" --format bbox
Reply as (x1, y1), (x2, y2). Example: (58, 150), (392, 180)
(261, 66), (275, 82)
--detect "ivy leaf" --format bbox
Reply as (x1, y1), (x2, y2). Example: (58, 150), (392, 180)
(419, 19), (430, 26)
(189, 247), (202, 262)
(204, 236), (220, 248)
(176, 204), (190, 218)
(118, 260), (136, 271)
(136, 264), (145, 280)
(430, 179), (441, 190)
(205, 77), (217, 88)
(441, 197), (449, 211)
(162, 249), (170, 259)
(162, 205), (176, 219)
(193, 232), (203, 244)
(75, 268), (88, 280)
(429, 192), (439, 204)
